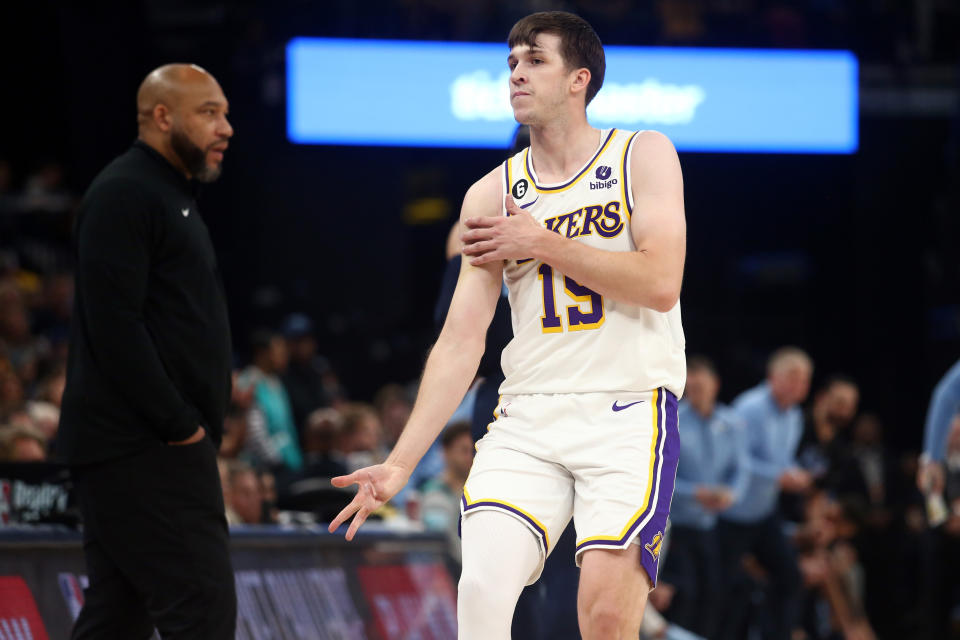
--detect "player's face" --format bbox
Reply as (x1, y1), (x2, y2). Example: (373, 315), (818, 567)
(169, 78), (233, 183)
(507, 34), (578, 125)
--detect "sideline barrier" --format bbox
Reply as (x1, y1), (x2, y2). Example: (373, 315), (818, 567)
(0, 526), (458, 639)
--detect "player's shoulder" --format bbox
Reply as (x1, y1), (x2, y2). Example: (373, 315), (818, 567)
(460, 166), (502, 220)
(629, 130), (679, 165)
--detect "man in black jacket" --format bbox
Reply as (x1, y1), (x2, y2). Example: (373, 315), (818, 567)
(59, 63), (236, 639)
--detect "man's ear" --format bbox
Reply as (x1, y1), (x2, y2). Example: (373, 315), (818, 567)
(153, 104), (173, 132)
(570, 68), (591, 97)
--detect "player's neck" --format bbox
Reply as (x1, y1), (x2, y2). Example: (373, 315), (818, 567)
(528, 119), (600, 183)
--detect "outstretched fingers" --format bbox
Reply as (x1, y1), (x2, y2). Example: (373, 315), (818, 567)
(345, 505), (371, 541)
(328, 493), (363, 534)
(328, 469), (384, 539)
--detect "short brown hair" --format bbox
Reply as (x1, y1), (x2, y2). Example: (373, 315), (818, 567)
(441, 421), (472, 449)
(508, 11), (605, 106)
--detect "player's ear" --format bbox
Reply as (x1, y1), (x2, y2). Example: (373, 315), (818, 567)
(570, 68), (591, 97)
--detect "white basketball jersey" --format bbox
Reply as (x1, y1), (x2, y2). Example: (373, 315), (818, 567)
(497, 128), (686, 397)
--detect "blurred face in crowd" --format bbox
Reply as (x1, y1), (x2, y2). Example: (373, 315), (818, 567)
(852, 414), (882, 447)
(268, 337), (289, 374)
(137, 64), (233, 183)
(0, 290), (29, 343)
(821, 381), (859, 428)
(0, 367), (24, 411)
(381, 399), (412, 443)
(11, 437), (46, 462)
(304, 409), (342, 454)
(230, 470), (263, 524)
(684, 366), (719, 416)
(350, 414), (382, 453)
(445, 432), (475, 481)
(288, 335), (316, 364)
(769, 359), (812, 408)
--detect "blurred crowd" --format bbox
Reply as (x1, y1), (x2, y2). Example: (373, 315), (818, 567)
(646, 351), (944, 640)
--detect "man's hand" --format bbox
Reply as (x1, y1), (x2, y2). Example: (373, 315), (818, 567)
(917, 458), (945, 494)
(461, 196), (550, 266)
(694, 486), (715, 509)
(779, 468), (812, 493)
(328, 463), (410, 540)
(695, 486), (735, 511)
(168, 426), (205, 445)
(711, 487), (734, 511)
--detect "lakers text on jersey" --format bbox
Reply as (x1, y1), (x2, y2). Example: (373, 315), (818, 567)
(497, 128), (686, 398)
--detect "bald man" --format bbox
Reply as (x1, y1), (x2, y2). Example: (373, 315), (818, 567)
(716, 347), (813, 640)
(59, 64), (236, 639)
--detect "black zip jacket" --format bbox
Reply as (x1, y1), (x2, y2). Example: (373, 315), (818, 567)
(58, 141), (232, 464)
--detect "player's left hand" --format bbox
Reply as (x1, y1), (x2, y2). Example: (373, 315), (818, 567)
(462, 196), (549, 265)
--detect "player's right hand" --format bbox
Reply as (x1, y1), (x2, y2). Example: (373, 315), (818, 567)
(328, 463), (409, 540)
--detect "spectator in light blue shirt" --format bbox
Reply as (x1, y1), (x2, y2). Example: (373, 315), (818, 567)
(918, 359), (960, 495)
(661, 356), (748, 639)
(716, 347), (813, 640)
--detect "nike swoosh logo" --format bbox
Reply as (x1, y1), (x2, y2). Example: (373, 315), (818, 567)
(612, 400), (645, 412)
(181, 208), (190, 217)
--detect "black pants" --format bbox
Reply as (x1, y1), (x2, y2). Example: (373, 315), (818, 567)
(70, 436), (236, 640)
(661, 524), (722, 638)
(716, 515), (802, 640)
(922, 525), (960, 639)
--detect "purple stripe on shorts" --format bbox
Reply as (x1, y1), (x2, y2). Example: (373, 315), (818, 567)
(462, 496), (548, 547)
(576, 389), (681, 587)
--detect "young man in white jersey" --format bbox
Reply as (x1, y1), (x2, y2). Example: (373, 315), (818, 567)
(330, 11), (687, 639)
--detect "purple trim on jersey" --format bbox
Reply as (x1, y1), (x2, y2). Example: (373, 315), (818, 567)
(622, 131), (639, 216)
(525, 129), (617, 192)
(520, 197), (538, 209)
(461, 495), (548, 547)
(575, 388), (680, 587)
(502, 160), (510, 217)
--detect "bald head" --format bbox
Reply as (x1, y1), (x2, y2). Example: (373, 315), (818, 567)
(136, 63), (233, 182)
(137, 64), (214, 128)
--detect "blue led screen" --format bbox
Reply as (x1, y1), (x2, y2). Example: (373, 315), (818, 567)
(287, 38), (858, 153)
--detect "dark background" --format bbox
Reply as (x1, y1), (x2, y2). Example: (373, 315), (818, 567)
(1, 0), (958, 455)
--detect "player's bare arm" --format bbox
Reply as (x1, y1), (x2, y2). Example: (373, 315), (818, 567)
(328, 168), (503, 540)
(463, 130), (686, 312)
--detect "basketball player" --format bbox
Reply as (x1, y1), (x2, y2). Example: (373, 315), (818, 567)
(330, 11), (686, 639)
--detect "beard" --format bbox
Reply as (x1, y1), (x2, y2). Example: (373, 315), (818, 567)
(170, 127), (222, 183)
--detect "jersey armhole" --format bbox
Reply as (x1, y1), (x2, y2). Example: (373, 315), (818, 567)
(621, 131), (641, 219)
(502, 158), (511, 217)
